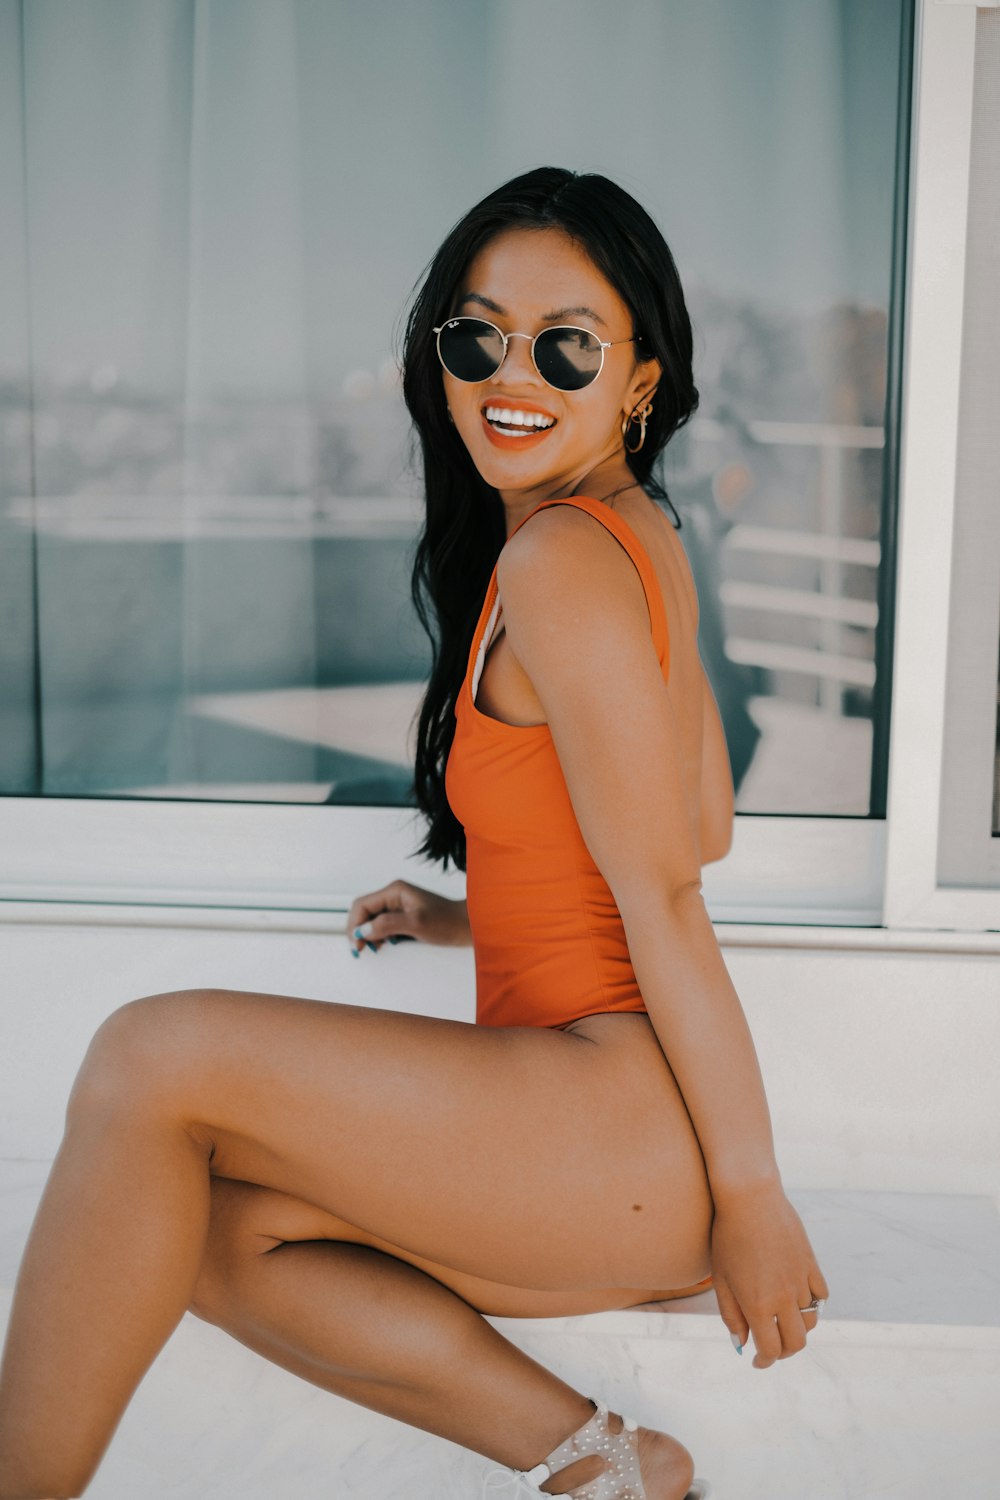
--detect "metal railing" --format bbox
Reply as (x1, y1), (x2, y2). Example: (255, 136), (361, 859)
(704, 419), (885, 714)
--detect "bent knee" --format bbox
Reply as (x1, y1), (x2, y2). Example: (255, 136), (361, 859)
(67, 988), (228, 1121)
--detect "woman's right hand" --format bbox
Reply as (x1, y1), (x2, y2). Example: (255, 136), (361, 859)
(710, 1179), (830, 1369)
(346, 879), (472, 955)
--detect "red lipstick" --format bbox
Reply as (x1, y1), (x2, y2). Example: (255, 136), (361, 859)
(480, 398), (558, 451)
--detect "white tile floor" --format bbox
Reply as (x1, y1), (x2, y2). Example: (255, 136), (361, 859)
(3, 1162), (998, 1499)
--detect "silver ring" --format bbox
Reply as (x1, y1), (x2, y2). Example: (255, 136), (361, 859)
(799, 1297), (825, 1315)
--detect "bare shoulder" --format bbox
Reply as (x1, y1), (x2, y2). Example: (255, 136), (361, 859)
(500, 500), (613, 567)
(497, 503), (648, 622)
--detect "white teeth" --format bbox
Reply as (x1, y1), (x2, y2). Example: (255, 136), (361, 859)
(484, 405), (555, 429)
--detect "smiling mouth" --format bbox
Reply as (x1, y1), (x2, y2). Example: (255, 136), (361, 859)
(482, 403), (557, 437)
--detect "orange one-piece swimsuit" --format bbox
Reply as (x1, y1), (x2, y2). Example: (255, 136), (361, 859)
(447, 493), (673, 1032)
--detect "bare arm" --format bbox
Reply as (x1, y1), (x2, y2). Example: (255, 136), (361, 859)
(699, 666), (735, 864)
(498, 508), (828, 1365)
(499, 508), (768, 1192)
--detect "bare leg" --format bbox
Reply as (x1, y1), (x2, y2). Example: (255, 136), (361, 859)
(194, 1239), (645, 1494)
(0, 990), (712, 1497)
(0, 1133), (694, 1498)
(189, 1217), (697, 1497)
(0, 1095), (212, 1498)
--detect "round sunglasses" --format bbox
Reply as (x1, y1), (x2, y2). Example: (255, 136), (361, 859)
(432, 316), (636, 392)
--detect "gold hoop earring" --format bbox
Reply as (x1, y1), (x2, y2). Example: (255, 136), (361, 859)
(622, 402), (652, 454)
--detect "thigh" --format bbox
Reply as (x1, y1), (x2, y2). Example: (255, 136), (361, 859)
(198, 1176), (712, 1319)
(97, 990), (713, 1293)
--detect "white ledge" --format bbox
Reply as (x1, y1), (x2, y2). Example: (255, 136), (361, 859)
(2, 899), (1000, 955)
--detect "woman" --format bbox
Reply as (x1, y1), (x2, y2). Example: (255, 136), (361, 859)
(0, 167), (828, 1500)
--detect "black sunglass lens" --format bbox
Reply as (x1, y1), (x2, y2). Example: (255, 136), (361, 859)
(534, 328), (603, 390)
(438, 319), (505, 381)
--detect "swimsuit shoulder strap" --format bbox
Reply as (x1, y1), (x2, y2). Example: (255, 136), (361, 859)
(459, 493), (671, 711)
(518, 495), (670, 668)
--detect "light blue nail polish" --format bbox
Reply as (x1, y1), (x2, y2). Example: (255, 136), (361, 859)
(730, 1334), (743, 1355)
(353, 926), (364, 938)
(351, 946), (359, 958)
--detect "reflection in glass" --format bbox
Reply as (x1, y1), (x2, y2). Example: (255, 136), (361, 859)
(0, 0), (907, 816)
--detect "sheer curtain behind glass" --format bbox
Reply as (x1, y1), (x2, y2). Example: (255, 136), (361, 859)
(0, 0), (906, 814)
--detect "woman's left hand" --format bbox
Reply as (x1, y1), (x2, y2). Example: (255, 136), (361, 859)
(709, 1180), (830, 1368)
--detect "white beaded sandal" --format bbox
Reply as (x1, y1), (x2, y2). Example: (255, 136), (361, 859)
(480, 1396), (713, 1499)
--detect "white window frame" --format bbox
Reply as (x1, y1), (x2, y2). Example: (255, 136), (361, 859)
(2, 0), (994, 937)
(883, 0), (1000, 931)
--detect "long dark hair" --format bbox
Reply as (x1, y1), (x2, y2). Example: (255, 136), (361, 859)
(402, 166), (699, 871)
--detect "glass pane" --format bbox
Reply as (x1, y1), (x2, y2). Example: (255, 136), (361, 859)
(0, 0), (909, 814)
